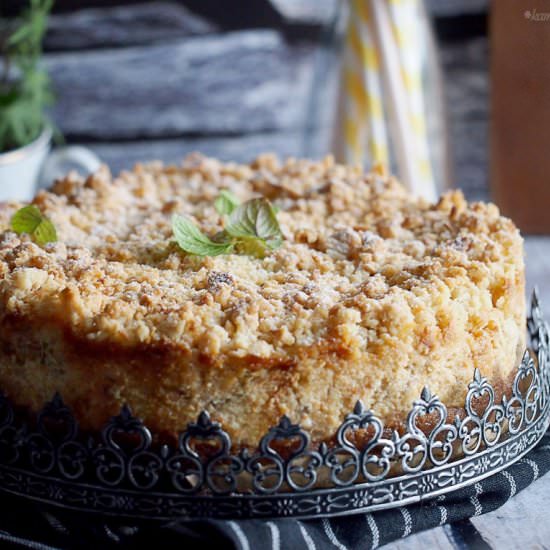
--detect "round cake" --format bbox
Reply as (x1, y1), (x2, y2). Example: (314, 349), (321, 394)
(0, 154), (525, 448)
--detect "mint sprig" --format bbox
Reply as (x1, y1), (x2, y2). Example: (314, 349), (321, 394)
(172, 214), (233, 256)
(214, 189), (240, 216)
(10, 205), (57, 245)
(172, 196), (283, 258)
(226, 198), (282, 252)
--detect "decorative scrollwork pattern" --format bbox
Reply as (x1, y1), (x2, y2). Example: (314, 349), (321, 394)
(0, 290), (548, 520)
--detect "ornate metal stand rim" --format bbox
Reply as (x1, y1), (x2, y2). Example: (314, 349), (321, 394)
(0, 399), (547, 521)
(0, 289), (547, 520)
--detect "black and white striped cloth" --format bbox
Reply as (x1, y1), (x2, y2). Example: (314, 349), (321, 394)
(2, 431), (550, 550)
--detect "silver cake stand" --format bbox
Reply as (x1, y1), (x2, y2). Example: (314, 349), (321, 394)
(0, 291), (548, 520)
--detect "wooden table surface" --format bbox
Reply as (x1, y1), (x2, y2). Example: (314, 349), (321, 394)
(21, 2), (550, 547)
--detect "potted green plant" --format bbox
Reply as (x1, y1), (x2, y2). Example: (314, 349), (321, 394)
(0, 0), (99, 201)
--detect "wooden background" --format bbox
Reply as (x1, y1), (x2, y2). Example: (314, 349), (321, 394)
(2, 2), (550, 548)
(3, 0), (492, 199)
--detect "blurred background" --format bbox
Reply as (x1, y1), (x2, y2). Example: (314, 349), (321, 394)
(1, 0), (488, 195)
(1, 0), (548, 310)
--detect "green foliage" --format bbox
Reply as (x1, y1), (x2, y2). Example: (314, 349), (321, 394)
(214, 189), (240, 216)
(0, 0), (55, 153)
(224, 198), (283, 254)
(172, 196), (283, 258)
(172, 214), (234, 257)
(10, 204), (57, 245)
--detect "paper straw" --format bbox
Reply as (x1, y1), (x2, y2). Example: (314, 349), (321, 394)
(353, 0), (390, 166)
(339, 20), (367, 164)
(367, 0), (419, 196)
(387, 0), (437, 200)
(333, 0), (439, 202)
(334, 0), (389, 167)
(334, 9), (368, 164)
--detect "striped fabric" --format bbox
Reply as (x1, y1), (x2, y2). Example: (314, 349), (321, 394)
(1, 431), (550, 549)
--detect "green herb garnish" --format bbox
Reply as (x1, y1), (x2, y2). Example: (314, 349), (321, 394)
(225, 198), (283, 252)
(214, 189), (240, 216)
(10, 204), (57, 245)
(172, 214), (233, 257)
(172, 196), (282, 258)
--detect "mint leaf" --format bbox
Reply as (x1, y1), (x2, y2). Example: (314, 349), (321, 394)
(214, 190), (240, 216)
(10, 205), (57, 245)
(234, 236), (272, 259)
(11, 205), (42, 233)
(225, 198), (282, 252)
(172, 214), (233, 256)
(33, 218), (57, 245)
(172, 198), (282, 258)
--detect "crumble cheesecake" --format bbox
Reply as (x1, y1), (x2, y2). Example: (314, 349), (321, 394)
(0, 154), (525, 447)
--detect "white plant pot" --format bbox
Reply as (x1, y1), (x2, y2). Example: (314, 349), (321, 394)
(0, 127), (101, 201)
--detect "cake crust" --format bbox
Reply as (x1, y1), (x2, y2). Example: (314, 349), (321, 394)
(0, 155), (525, 446)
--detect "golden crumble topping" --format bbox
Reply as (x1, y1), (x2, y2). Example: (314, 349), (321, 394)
(0, 154), (522, 359)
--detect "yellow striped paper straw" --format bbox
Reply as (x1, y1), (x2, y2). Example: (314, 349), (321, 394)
(387, 0), (436, 196)
(369, 0), (421, 194)
(353, 0), (390, 166)
(334, 0), (438, 201)
(336, 21), (367, 164)
(334, 0), (389, 167)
